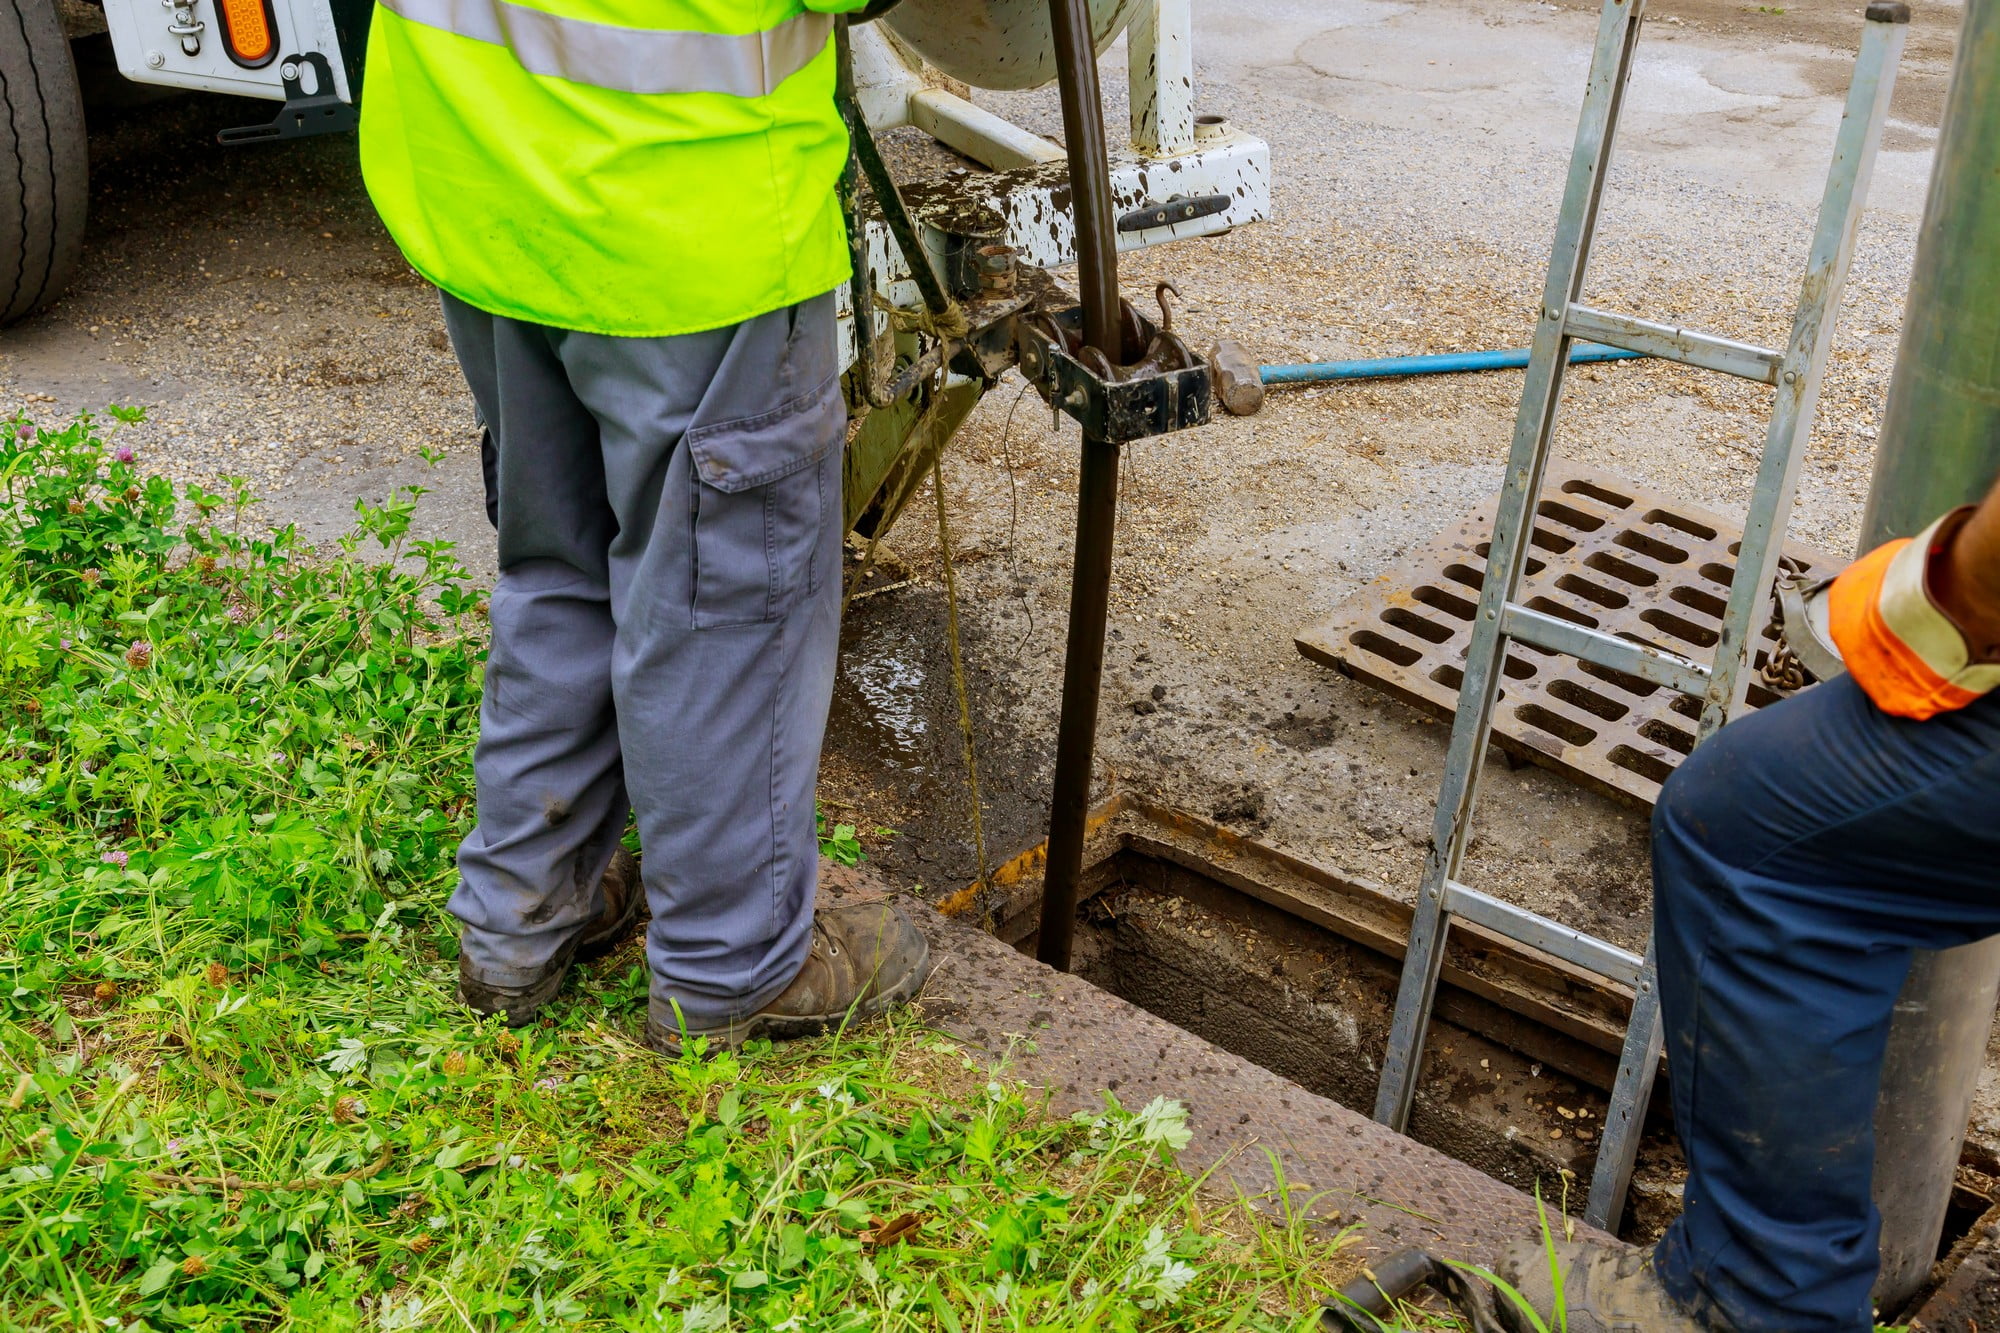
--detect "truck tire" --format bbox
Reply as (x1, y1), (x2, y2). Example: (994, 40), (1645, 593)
(0, 0), (87, 324)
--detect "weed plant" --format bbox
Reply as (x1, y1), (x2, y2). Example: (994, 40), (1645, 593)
(0, 414), (1374, 1331)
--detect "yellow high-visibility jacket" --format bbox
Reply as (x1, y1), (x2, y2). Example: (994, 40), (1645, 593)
(360, 0), (868, 337)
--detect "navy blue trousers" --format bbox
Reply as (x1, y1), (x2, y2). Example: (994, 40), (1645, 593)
(1649, 674), (2000, 1329)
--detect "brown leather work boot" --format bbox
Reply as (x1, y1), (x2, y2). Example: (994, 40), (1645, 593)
(643, 900), (930, 1056)
(457, 848), (646, 1027)
(1494, 1238), (1713, 1332)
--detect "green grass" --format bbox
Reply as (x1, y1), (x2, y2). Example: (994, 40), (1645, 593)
(0, 412), (1398, 1331)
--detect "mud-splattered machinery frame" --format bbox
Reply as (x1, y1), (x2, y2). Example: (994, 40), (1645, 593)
(833, 1), (1271, 538)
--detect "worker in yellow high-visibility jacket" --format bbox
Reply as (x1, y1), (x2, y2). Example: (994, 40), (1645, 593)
(358, 0), (929, 1053)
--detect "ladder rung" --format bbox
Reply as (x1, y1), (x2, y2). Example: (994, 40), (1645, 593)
(1565, 304), (1782, 384)
(1502, 602), (1711, 697)
(1444, 881), (1644, 988)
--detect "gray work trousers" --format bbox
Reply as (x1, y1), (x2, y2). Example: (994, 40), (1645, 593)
(441, 289), (844, 1031)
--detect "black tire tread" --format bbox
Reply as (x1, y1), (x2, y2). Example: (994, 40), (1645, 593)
(0, 0), (86, 324)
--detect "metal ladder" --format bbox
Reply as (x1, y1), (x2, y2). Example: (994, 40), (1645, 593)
(1371, 0), (1910, 1230)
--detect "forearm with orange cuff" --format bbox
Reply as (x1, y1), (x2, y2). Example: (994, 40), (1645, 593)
(1828, 508), (2000, 720)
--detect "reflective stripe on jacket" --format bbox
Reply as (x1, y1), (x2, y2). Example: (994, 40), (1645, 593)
(1828, 509), (2000, 720)
(359, 0), (867, 337)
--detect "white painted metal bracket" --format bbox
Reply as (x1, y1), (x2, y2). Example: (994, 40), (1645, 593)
(837, 131), (1270, 368)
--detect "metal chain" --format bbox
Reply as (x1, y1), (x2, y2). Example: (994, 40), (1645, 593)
(1759, 553), (1811, 692)
(1761, 638), (1809, 692)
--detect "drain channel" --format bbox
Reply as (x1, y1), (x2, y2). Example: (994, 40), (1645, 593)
(942, 796), (2000, 1250)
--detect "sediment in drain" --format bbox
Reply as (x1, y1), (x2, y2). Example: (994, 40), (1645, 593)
(975, 801), (1987, 1249)
(962, 798), (1688, 1236)
(1071, 869), (1622, 1208)
(975, 801), (1994, 1271)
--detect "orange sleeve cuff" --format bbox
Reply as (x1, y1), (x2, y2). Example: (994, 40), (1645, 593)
(1828, 525), (1999, 720)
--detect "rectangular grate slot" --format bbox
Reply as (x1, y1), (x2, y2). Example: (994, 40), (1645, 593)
(1297, 461), (1831, 807)
(1349, 629), (1422, 667)
(1645, 508), (1717, 541)
(1414, 585), (1478, 620)
(1608, 744), (1676, 787)
(1382, 607), (1455, 644)
(1584, 550), (1660, 588)
(1478, 530), (1576, 557)
(1548, 678), (1629, 721)
(1639, 607), (1721, 648)
(1556, 573), (1630, 610)
(1638, 718), (1696, 756)
(1518, 704), (1596, 747)
(1538, 499), (1607, 532)
(1561, 478), (1635, 510)
(1670, 585), (1729, 619)
(1614, 529), (1690, 565)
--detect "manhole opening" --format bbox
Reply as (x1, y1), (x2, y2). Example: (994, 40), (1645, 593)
(1061, 841), (1681, 1242)
(964, 797), (2000, 1259)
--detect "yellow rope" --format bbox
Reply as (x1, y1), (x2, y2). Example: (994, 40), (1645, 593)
(876, 292), (970, 342)
(930, 458), (993, 918)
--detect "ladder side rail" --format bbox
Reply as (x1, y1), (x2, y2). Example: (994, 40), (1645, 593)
(1584, 6), (1910, 1231)
(1698, 6), (1910, 739)
(1373, 0), (1653, 1133)
(1585, 957), (1668, 1227)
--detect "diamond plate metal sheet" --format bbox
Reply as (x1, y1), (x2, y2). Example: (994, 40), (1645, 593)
(1297, 462), (1839, 807)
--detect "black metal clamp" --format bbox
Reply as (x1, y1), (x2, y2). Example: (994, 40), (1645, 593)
(219, 53), (357, 144)
(1017, 298), (1211, 445)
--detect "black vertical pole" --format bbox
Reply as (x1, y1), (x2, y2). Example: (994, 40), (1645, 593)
(1045, 0), (1120, 351)
(1036, 0), (1122, 971)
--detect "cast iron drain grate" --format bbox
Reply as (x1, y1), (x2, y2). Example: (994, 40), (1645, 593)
(1296, 462), (1837, 807)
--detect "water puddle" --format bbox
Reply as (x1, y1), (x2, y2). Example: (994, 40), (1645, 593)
(831, 616), (937, 777)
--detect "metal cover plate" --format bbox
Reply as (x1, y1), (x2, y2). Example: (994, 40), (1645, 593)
(1296, 462), (1838, 807)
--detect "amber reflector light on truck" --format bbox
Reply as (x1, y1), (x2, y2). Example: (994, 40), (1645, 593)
(219, 0), (279, 67)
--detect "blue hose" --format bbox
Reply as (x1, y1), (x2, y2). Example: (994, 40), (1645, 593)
(1259, 342), (1644, 385)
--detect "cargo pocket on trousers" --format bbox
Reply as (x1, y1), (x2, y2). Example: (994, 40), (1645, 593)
(686, 373), (844, 629)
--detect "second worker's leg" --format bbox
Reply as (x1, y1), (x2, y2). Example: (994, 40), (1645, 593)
(1648, 677), (2000, 1330)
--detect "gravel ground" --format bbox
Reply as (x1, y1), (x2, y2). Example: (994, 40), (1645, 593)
(9, 0), (1994, 1146)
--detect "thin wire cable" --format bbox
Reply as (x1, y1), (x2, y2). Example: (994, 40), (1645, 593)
(996, 377), (1039, 654)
